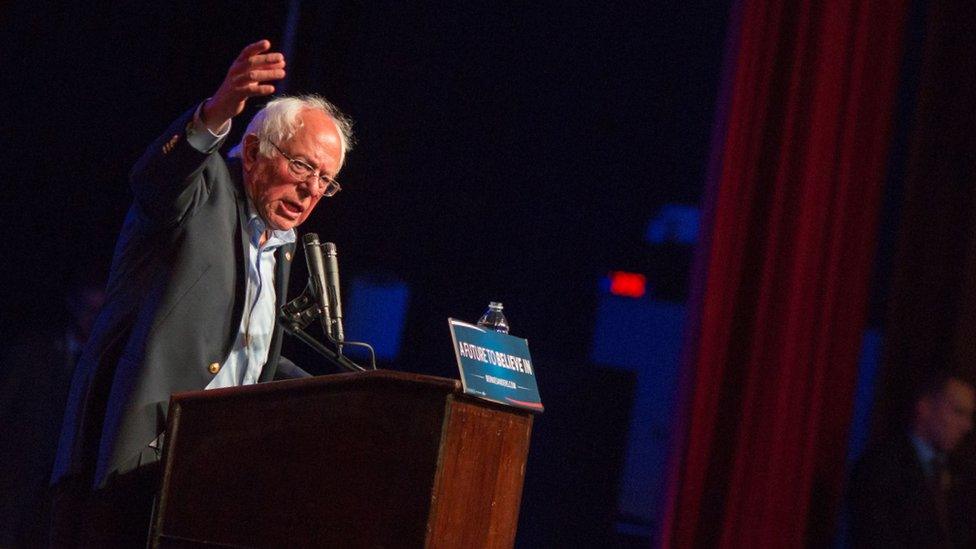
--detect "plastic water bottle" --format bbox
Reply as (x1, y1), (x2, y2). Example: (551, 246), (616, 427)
(477, 302), (510, 334)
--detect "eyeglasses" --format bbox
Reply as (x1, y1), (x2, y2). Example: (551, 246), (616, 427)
(266, 139), (342, 197)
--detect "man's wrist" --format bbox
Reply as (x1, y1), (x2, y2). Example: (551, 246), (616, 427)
(199, 98), (231, 136)
(186, 99), (231, 154)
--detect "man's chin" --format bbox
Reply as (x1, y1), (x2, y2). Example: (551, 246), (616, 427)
(265, 211), (302, 231)
(269, 220), (298, 231)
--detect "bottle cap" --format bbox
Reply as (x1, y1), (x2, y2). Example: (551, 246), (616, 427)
(489, 301), (503, 309)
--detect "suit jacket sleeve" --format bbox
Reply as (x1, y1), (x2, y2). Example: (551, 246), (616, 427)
(128, 105), (226, 229)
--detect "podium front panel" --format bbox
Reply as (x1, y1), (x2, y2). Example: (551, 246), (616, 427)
(152, 370), (532, 548)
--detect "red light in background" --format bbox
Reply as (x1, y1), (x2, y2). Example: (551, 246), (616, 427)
(609, 271), (646, 298)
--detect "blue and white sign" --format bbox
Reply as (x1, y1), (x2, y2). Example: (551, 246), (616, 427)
(448, 319), (544, 413)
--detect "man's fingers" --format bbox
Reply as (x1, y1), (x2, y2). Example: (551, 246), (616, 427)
(246, 53), (285, 67)
(231, 68), (286, 86)
(235, 39), (271, 62)
(229, 54), (285, 80)
(248, 68), (286, 82)
(243, 83), (276, 96)
(242, 59), (286, 75)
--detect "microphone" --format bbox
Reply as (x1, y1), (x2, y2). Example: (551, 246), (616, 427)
(323, 242), (344, 343)
(302, 233), (333, 336)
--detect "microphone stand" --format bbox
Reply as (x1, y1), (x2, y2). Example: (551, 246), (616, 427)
(281, 322), (365, 373)
(280, 285), (366, 373)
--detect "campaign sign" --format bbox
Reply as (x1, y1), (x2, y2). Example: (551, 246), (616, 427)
(448, 319), (544, 413)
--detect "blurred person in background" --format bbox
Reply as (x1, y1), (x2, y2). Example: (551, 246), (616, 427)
(848, 371), (975, 548)
(0, 269), (105, 547)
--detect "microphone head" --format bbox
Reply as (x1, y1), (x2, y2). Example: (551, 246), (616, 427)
(303, 233), (321, 246)
(323, 242), (337, 256)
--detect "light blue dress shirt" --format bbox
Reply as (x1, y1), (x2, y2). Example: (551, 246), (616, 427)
(207, 204), (294, 388)
(184, 103), (296, 389)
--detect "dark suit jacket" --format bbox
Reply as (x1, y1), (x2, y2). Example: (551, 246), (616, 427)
(53, 107), (296, 489)
(848, 434), (953, 548)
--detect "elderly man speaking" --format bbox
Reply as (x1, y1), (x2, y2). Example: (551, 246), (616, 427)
(50, 40), (353, 546)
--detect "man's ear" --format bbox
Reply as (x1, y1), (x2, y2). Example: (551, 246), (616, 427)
(242, 134), (261, 172)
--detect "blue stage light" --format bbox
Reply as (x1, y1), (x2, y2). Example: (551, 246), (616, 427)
(343, 276), (410, 361)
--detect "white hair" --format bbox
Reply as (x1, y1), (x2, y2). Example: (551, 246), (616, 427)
(227, 94), (354, 169)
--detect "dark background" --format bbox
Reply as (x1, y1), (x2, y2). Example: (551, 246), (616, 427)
(2, 1), (727, 361)
(1, 1), (730, 546)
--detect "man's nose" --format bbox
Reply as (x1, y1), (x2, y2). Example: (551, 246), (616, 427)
(297, 177), (323, 197)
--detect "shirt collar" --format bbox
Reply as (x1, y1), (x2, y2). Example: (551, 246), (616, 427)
(245, 198), (296, 249)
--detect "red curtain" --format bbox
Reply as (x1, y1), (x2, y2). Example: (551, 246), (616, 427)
(660, 0), (908, 546)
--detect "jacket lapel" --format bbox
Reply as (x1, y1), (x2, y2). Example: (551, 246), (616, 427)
(259, 241), (296, 382)
(225, 160), (249, 360)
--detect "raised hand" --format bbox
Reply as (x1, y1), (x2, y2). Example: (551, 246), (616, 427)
(201, 40), (287, 132)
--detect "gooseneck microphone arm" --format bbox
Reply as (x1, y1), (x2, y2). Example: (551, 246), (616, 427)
(321, 241), (377, 369)
(322, 242), (344, 344)
(279, 233), (370, 373)
(279, 282), (366, 372)
(279, 316), (365, 372)
(302, 233), (333, 337)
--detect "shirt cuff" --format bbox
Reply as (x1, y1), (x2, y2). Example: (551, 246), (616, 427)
(186, 99), (231, 154)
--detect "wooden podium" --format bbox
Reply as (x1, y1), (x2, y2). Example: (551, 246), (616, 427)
(150, 370), (534, 548)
